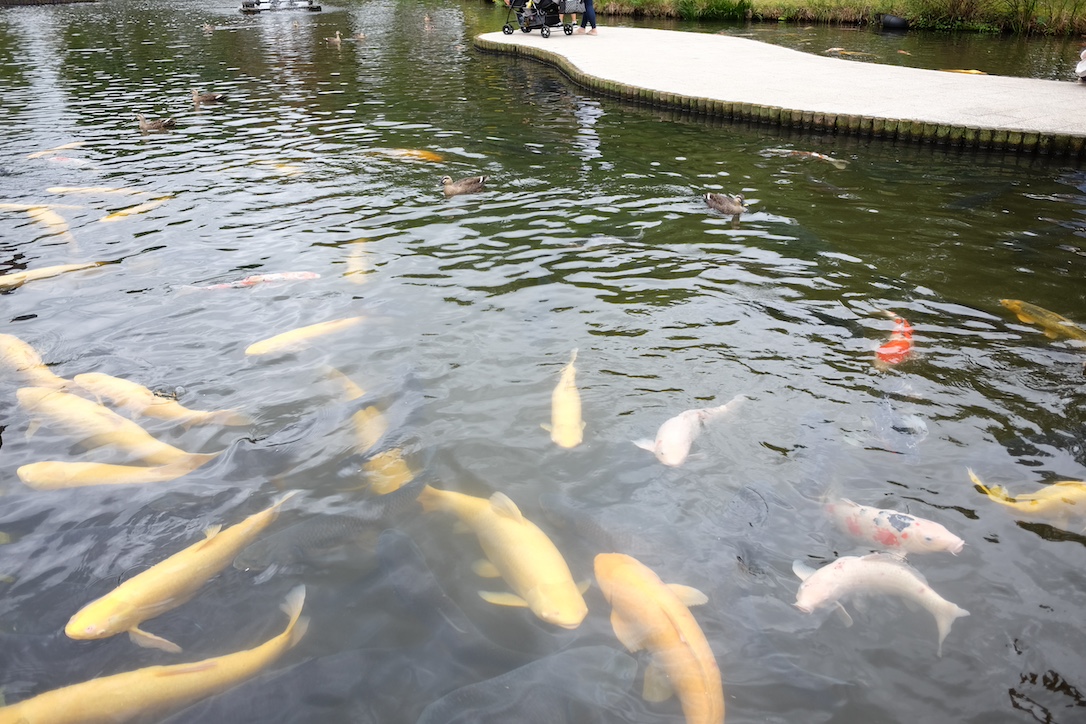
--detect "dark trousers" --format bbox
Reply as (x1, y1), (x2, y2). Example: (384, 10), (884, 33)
(580, 0), (596, 28)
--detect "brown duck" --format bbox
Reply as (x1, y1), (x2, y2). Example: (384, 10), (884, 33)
(704, 192), (747, 216)
(192, 89), (227, 104)
(441, 175), (488, 197)
(136, 113), (176, 133)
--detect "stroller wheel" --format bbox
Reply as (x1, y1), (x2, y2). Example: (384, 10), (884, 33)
(502, 23), (514, 34)
(520, 25), (531, 32)
(563, 23), (573, 35)
(541, 25), (550, 38)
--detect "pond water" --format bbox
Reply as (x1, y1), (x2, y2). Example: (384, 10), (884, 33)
(1, 1), (1085, 722)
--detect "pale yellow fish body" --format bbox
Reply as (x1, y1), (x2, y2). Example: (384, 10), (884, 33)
(245, 316), (364, 356)
(0, 261), (102, 290)
(417, 485), (588, 629)
(0, 202), (82, 211)
(345, 240), (372, 283)
(1000, 299), (1086, 341)
(1, 586), (307, 724)
(25, 206), (75, 241)
(25, 141), (86, 159)
(969, 469), (1086, 528)
(547, 348), (584, 448)
(47, 186), (152, 196)
(16, 387), (215, 466)
(17, 458), (215, 490)
(940, 68), (986, 74)
(370, 148), (445, 163)
(74, 372), (249, 426)
(0, 334), (70, 389)
(326, 367), (415, 494)
(99, 196), (171, 223)
(594, 553), (723, 724)
(65, 493), (297, 652)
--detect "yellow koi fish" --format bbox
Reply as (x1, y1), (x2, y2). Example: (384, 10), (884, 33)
(1, 586), (307, 724)
(940, 68), (986, 74)
(47, 186), (152, 196)
(417, 485), (588, 629)
(0, 334), (70, 389)
(345, 240), (372, 283)
(245, 316), (364, 356)
(98, 196), (171, 223)
(65, 492), (297, 652)
(16, 387), (219, 466)
(543, 348), (584, 448)
(25, 142), (86, 159)
(1000, 299), (1086, 341)
(327, 366), (415, 495)
(594, 553), (723, 724)
(73, 372), (249, 426)
(0, 261), (103, 291)
(968, 469), (1086, 531)
(369, 148), (445, 163)
(25, 206), (76, 242)
(17, 458), (215, 490)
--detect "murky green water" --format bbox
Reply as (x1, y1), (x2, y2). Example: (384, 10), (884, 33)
(1, 1), (1085, 722)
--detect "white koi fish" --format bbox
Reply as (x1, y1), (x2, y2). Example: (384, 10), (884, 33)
(0, 334), (70, 389)
(25, 141), (86, 159)
(825, 498), (964, 555)
(793, 553), (970, 656)
(634, 394), (746, 466)
(98, 196), (171, 222)
(0, 262), (103, 291)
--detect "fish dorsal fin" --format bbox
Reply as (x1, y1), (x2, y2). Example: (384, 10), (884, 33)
(667, 584), (708, 607)
(478, 591), (528, 608)
(489, 492), (524, 522)
(792, 560), (818, 581)
(129, 627), (182, 653)
(609, 610), (645, 653)
(471, 559), (502, 578)
(193, 524), (223, 550)
(642, 659), (674, 702)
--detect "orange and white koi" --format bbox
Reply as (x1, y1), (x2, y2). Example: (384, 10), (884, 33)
(761, 148), (848, 170)
(875, 314), (913, 367)
(825, 498), (964, 555)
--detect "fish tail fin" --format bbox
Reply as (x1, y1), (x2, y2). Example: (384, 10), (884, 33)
(416, 484), (445, 513)
(279, 584), (309, 647)
(272, 489), (300, 512)
(209, 409), (251, 427)
(935, 603), (970, 657)
(967, 468), (1012, 502)
(568, 348), (578, 365)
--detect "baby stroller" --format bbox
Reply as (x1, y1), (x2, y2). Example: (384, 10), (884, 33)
(502, 0), (569, 38)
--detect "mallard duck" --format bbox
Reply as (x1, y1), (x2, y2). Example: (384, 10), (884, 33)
(325, 30), (342, 46)
(192, 89), (226, 104)
(136, 113), (176, 133)
(704, 191), (747, 216)
(441, 175), (488, 197)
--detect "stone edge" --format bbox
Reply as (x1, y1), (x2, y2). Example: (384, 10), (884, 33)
(474, 34), (1086, 159)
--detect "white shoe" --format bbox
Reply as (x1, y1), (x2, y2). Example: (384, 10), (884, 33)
(587, 28), (597, 35)
(575, 27), (585, 33)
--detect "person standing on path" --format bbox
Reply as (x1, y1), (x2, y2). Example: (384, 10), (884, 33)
(576, 0), (597, 34)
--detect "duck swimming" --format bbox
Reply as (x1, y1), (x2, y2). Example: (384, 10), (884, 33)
(441, 175), (488, 197)
(192, 89), (226, 104)
(325, 30), (342, 46)
(704, 191), (747, 216)
(136, 113), (176, 133)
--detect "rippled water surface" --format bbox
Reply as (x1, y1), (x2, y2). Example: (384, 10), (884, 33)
(2, 1), (1085, 722)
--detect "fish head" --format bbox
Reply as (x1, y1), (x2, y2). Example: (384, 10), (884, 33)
(908, 521), (965, 555)
(15, 385), (57, 410)
(999, 299), (1021, 313)
(65, 598), (134, 640)
(527, 582), (589, 630)
(793, 560), (850, 613)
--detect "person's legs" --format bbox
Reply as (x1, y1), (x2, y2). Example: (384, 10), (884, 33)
(584, 0), (596, 29)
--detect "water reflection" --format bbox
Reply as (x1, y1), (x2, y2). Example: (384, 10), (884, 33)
(1, 0), (1086, 722)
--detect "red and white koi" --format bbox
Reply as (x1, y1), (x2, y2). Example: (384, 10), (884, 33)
(825, 498), (964, 555)
(761, 148), (849, 170)
(197, 272), (320, 290)
(875, 314), (913, 367)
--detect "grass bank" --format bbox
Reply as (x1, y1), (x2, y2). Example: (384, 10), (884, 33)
(578, 0), (1086, 33)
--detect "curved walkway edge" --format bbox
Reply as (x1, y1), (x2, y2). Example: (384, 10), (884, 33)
(474, 28), (1086, 158)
